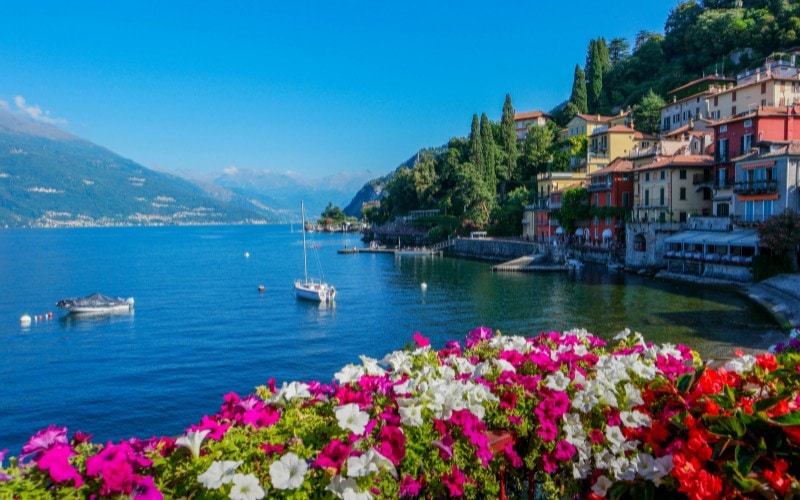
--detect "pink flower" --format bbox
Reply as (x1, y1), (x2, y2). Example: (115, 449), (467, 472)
(554, 440), (576, 462)
(466, 326), (492, 347)
(86, 441), (152, 496)
(314, 439), (351, 472)
(536, 420), (558, 442)
(20, 425), (68, 461)
(243, 404), (280, 429)
(412, 331), (430, 348)
(191, 415), (231, 440)
(260, 442), (285, 457)
(36, 444), (83, 487)
(504, 442), (523, 468)
(132, 475), (163, 500)
(399, 473), (422, 497)
(432, 434), (455, 460)
(441, 464), (466, 496)
(377, 426), (406, 466)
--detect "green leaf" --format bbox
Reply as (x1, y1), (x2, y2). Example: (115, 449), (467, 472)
(734, 444), (758, 476)
(677, 369), (701, 393)
(770, 410), (800, 426)
(753, 396), (784, 413)
(703, 415), (746, 438)
(721, 461), (762, 492)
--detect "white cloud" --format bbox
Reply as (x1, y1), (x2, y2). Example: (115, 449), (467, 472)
(13, 95), (68, 126)
(0, 99), (8, 110)
(223, 166), (239, 175)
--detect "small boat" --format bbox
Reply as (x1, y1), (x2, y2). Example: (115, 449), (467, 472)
(57, 293), (134, 315)
(295, 201), (336, 302)
(565, 258), (584, 269)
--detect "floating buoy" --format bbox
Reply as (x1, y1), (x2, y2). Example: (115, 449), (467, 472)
(258, 285), (265, 292)
(421, 282), (428, 290)
(20, 314), (31, 327)
(244, 252), (250, 258)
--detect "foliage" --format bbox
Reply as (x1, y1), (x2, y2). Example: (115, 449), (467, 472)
(569, 65), (588, 116)
(519, 121), (559, 181)
(553, 186), (590, 234)
(319, 203), (348, 225)
(757, 209), (800, 272)
(498, 94), (519, 186)
(586, 38), (610, 114)
(632, 89), (667, 135)
(751, 254), (794, 281)
(5, 326), (800, 499)
(488, 187), (532, 236)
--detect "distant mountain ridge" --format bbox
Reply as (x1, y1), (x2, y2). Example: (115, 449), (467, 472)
(0, 109), (375, 227)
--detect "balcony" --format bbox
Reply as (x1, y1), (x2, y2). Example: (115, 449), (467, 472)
(732, 180), (778, 195)
(587, 181), (612, 192)
(588, 151), (609, 160)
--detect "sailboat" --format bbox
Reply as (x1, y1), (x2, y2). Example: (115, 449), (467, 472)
(294, 201), (336, 302)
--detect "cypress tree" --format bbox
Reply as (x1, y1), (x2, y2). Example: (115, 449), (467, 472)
(499, 94), (518, 184)
(586, 40), (604, 114)
(569, 65), (588, 114)
(479, 113), (496, 193)
(468, 114), (483, 171)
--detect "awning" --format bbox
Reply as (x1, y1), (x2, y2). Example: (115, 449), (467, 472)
(740, 161), (776, 170)
(664, 230), (759, 246)
(575, 228), (584, 236)
(555, 227), (564, 234)
(602, 228), (612, 239)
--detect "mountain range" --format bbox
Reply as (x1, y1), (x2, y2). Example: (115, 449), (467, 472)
(0, 108), (380, 227)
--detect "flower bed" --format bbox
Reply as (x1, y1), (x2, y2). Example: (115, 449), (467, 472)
(2, 326), (800, 499)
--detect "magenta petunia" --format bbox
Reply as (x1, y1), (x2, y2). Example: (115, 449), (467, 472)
(377, 425), (406, 466)
(36, 444), (83, 487)
(441, 464), (466, 496)
(191, 415), (232, 441)
(412, 331), (430, 348)
(314, 439), (351, 472)
(554, 439), (576, 462)
(399, 474), (422, 497)
(431, 434), (455, 460)
(20, 425), (69, 461)
(132, 475), (163, 500)
(260, 442), (285, 457)
(504, 442), (523, 468)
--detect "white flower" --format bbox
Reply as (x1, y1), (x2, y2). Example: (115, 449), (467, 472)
(544, 371), (571, 392)
(175, 429), (210, 459)
(197, 460), (242, 489)
(326, 475), (375, 499)
(724, 354), (755, 374)
(335, 403), (370, 435)
(269, 452), (308, 490)
(604, 426), (626, 452)
(620, 410), (651, 428)
(383, 350), (413, 375)
(591, 475), (613, 497)
(397, 402), (424, 427)
(359, 355), (386, 376)
(230, 473), (265, 500)
(636, 453), (673, 485)
(335, 364), (365, 384)
(270, 381), (311, 404)
(346, 449), (396, 479)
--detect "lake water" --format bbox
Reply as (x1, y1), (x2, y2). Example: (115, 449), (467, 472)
(0, 225), (782, 452)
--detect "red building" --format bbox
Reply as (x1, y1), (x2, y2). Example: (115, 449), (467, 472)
(711, 106), (800, 216)
(587, 158), (634, 245)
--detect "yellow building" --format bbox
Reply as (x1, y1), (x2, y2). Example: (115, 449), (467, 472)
(633, 154), (715, 223)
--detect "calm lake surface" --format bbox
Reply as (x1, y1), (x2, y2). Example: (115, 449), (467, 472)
(0, 225), (782, 452)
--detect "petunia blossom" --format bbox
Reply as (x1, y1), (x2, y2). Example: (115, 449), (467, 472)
(334, 403), (370, 435)
(197, 460), (242, 489)
(229, 473), (265, 500)
(36, 444), (83, 487)
(175, 429), (210, 459)
(270, 452), (307, 490)
(20, 425), (68, 461)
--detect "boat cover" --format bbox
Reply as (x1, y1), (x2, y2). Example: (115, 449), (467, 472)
(57, 293), (130, 309)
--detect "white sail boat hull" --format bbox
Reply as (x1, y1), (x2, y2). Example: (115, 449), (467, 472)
(295, 201), (336, 303)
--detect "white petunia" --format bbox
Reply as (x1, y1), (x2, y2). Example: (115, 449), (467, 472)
(591, 475), (613, 497)
(175, 429), (210, 459)
(636, 453), (673, 485)
(197, 460), (242, 489)
(270, 381), (311, 404)
(544, 370), (571, 392)
(397, 402), (424, 427)
(269, 452), (308, 490)
(346, 449), (396, 479)
(724, 354), (755, 374)
(230, 473), (266, 500)
(620, 410), (651, 428)
(604, 426), (626, 452)
(383, 350), (413, 375)
(334, 403), (370, 435)
(335, 364), (365, 385)
(359, 355), (386, 376)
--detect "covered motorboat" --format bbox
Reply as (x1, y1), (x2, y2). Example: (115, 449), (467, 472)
(57, 293), (134, 315)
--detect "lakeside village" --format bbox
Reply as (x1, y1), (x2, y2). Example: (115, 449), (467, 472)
(346, 50), (800, 284)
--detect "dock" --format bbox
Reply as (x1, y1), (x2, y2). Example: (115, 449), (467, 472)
(492, 254), (569, 272)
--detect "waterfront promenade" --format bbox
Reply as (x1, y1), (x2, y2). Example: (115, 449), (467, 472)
(742, 273), (800, 331)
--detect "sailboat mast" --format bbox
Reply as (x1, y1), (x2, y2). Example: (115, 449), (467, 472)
(301, 201), (308, 281)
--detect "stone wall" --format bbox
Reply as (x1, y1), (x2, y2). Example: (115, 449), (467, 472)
(452, 238), (537, 262)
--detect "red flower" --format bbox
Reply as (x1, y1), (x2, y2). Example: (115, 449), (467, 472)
(756, 353), (778, 372)
(764, 459), (791, 496)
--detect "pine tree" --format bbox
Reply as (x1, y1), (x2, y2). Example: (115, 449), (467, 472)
(569, 65), (588, 114)
(498, 94), (518, 185)
(479, 113), (496, 193)
(586, 39), (605, 114)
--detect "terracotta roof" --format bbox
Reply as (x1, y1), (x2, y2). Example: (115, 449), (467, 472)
(514, 110), (553, 121)
(710, 105), (800, 127)
(732, 140), (800, 161)
(576, 113), (615, 123)
(637, 154), (714, 172)
(667, 75), (735, 96)
(633, 131), (659, 140)
(588, 158), (633, 177)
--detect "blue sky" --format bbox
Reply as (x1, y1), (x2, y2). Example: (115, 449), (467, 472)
(0, 1), (679, 179)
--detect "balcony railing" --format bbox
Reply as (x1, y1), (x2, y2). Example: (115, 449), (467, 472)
(732, 180), (778, 195)
(587, 181), (612, 192)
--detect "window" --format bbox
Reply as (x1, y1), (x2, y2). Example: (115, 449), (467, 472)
(732, 90), (737, 102)
(645, 190), (650, 206)
(742, 133), (753, 153)
(761, 99), (767, 107)
(714, 96), (719, 106)
(606, 193), (611, 206)
(745, 201), (754, 221)
(718, 167), (727, 187)
(680, 187), (686, 200)
(679, 211), (688, 222)
(622, 192), (630, 207)
(717, 203), (729, 217)
(659, 187), (665, 206)
(660, 170), (666, 180)
(764, 200), (773, 220)
(720, 125), (728, 132)
(662, 117), (670, 131)
(679, 169), (687, 179)
(718, 138), (729, 162)
(645, 172), (650, 181)
(605, 216), (612, 225)
(761, 82), (767, 94)
(731, 106), (736, 115)
(594, 194), (598, 205)
(743, 119), (752, 128)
